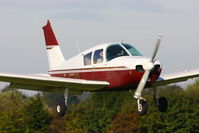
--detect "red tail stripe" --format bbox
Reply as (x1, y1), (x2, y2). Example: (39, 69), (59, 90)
(42, 20), (58, 46)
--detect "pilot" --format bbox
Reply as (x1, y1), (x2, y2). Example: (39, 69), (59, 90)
(97, 50), (103, 63)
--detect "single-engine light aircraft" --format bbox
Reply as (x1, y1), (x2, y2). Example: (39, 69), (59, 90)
(0, 20), (199, 116)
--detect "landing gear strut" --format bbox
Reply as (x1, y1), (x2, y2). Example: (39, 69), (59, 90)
(56, 89), (68, 117)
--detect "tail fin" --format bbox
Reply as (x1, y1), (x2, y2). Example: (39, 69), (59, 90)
(43, 20), (65, 70)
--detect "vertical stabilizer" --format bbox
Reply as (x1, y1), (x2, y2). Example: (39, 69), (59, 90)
(43, 20), (65, 70)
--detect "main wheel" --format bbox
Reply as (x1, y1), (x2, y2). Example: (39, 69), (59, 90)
(137, 99), (148, 115)
(157, 97), (168, 112)
(70, 95), (80, 104)
(56, 102), (67, 117)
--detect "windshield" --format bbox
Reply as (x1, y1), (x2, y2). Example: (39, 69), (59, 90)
(106, 44), (129, 61)
(122, 43), (142, 56)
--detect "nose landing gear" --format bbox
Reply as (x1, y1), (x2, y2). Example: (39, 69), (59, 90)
(137, 98), (148, 115)
(134, 87), (168, 116)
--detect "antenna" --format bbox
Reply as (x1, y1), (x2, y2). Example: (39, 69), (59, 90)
(75, 40), (81, 53)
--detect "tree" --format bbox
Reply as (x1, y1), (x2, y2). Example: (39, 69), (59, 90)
(0, 89), (52, 133)
(139, 84), (199, 133)
(0, 90), (25, 133)
(23, 95), (52, 133)
(109, 98), (140, 133)
(64, 91), (130, 133)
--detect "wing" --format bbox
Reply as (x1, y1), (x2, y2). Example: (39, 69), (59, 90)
(153, 69), (199, 87)
(0, 73), (109, 93)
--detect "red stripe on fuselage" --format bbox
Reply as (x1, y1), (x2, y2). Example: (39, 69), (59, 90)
(49, 67), (161, 90)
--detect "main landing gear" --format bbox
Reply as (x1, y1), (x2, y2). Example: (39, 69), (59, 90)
(135, 88), (168, 116)
(155, 97), (168, 112)
(56, 89), (68, 117)
(153, 88), (168, 112)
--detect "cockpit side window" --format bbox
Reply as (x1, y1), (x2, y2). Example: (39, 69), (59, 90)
(93, 49), (103, 64)
(106, 44), (129, 61)
(83, 52), (92, 65)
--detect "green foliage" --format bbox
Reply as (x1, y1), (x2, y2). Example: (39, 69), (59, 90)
(48, 116), (65, 133)
(23, 95), (52, 132)
(63, 80), (199, 133)
(1, 79), (199, 133)
(186, 80), (199, 100)
(109, 99), (140, 133)
(0, 90), (25, 133)
(0, 90), (52, 133)
(64, 91), (130, 133)
(139, 84), (199, 133)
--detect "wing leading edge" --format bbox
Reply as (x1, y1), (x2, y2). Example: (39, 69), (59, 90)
(153, 69), (199, 87)
(0, 73), (109, 93)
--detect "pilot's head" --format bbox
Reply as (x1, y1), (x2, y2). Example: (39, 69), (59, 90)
(100, 51), (103, 57)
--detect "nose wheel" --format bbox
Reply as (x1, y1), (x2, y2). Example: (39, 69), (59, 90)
(137, 98), (148, 115)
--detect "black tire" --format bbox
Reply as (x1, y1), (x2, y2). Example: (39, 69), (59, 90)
(56, 102), (67, 117)
(157, 97), (168, 112)
(137, 99), (148, 115)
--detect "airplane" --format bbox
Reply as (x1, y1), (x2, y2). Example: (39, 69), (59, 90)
(0, 20), (199, 116)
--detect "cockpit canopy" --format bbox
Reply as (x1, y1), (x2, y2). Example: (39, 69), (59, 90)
(83, 43), (142, 66)
(106, 43), (142, 61)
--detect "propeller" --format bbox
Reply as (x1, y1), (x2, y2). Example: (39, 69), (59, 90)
(134, 34), (162, 99)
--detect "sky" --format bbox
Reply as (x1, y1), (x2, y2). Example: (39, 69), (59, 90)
(0, 0), (199, 92)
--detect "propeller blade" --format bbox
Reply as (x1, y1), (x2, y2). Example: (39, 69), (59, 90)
(134, 70), (150, 99)
(150, 34), (162, 62)
(134, 34), (162, 99)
